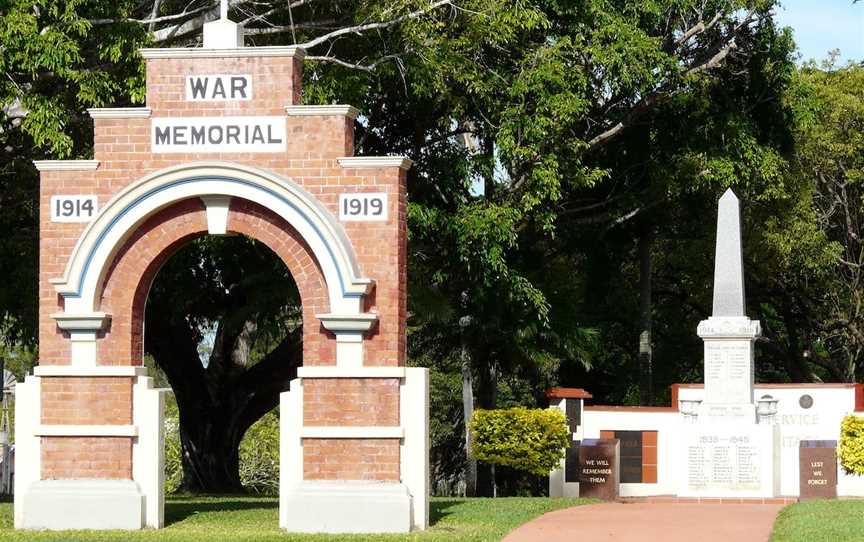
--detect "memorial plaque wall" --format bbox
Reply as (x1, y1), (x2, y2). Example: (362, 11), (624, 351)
(599, 430), (658, 483)
(686, 434), (761, 491)
(799, 440), (837, 500)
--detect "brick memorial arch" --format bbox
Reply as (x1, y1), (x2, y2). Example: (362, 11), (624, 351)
(14, 14), (429, 534)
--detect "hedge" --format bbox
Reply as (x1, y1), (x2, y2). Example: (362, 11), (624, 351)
(469, 407), (569, 476)
(840, 414), (864, 474)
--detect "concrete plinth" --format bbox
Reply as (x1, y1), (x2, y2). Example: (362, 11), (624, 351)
(280, 481), (412, 533)
(21, 480), (144, 530)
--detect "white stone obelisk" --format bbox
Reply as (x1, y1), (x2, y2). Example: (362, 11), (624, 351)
(203, 0), (244, 48)
(697, 189), (761, 421)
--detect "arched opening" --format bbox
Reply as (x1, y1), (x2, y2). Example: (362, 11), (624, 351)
(95, 196), (336, 495)
(145, 233), (299, 494)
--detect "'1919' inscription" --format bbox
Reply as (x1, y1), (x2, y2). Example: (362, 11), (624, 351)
(339, 193), (388, 222)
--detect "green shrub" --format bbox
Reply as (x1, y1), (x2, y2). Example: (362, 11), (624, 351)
(238, 409), (280, 494)
(469, 407), (569, 476)
(163, 398), (183, 493)
(840, 414), (864, 474)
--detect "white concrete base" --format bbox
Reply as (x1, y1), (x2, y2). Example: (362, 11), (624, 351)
(678, 422), (780, 498)
(281, 481), (412, 533)
(21, 480), (144, 530)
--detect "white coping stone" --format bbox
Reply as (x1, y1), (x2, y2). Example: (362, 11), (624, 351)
(296, 366), (406, 378)
(34, 424), (138, 437)
(139, 46), (306, 59)
(300, 426), (404, 439)
(88, 108), (152, 118)
(34, 365), (149, 377)
(282, 481), (412, 533)
(21, 479), (145, 530)
(285, 105), (360, 120)
(32, 160), (99, 171)
(337, 157), (413, 170)
(50, 312), (110, 331)
(317, 313), (378, 333)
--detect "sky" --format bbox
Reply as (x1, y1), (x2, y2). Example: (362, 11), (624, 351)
(774, 0), (863, 64)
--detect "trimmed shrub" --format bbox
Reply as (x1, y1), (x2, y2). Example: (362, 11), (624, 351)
(840, 414), (864, 474)
(470, 407), (569, 476)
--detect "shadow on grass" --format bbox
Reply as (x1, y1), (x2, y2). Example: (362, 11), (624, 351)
(164, 495), (278, 526)
(430, 498), (467, 528)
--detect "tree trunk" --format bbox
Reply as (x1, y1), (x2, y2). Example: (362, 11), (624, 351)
(638, 227), (654, 405)
(145, 303), (303, 493)
(474, 356), (497, 497)
(460, 328), (477, 497)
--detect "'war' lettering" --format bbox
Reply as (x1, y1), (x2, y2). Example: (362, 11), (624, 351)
(185, 74), (253, 101)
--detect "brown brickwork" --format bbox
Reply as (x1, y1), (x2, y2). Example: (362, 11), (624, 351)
(41, 437), (132, 479)
(36, 49), (409, 486)
(303, 438), (400, 481)
(303, 378), (399, 426)
(41, 377), (132, 425)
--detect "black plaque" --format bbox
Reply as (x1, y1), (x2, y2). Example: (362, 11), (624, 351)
(615, 430), (643, 483)
(565, 399), (582, 432)
(578, 438), (620, 500)
(565, 439), (580, 483)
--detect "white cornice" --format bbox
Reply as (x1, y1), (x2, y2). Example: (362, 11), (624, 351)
(34, 366), (148, 377)
(50, 312), (111, 332)
(88, 107), (152, 119)
(317, 313), (378, 333)
(286, 105), (360, 120)
(33, 160), (99, 172)
(300, 426), (404, 439)
(34, 424), (138, 437)
(338, 157), (413, 170)
(139, 46), (306, 60)
(297, 367), (406, 379)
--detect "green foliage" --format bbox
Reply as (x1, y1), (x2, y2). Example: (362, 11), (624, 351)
(839, 415), (864, 475)
(238, 410), (280, 495)
(163, 398), (183, 494)
(469, 407), (569, 476)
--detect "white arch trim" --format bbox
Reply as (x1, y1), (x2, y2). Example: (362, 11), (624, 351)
(50, 161), (373, 318)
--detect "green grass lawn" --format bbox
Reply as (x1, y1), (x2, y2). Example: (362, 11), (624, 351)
(0, 495), (592, 542)
(771, 500), (864, 542)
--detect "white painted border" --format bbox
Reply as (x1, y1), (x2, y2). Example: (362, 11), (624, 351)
(34, 366), (148, 377)
(33, 160), (99, 171)
(338, 157), (413, 170)
(34, 424), (138, 437)
(14, 376), (40, 528)
(88, 108), (152, 119)
(300, 426), (404, 439)
(139, 46), (306, 59)
(296, 366), (405, 378)
(286, 105), (359, 120)
(400, 367), (430, 530)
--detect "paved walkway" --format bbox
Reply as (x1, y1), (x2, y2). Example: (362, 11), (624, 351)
(502, 502), (784, 542)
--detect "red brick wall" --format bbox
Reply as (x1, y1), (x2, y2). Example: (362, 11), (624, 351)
(41, 377), (132, 425)
(303, 378), (399, 426)
(303, 438), (400, 481)
(42, 437), (132, 479)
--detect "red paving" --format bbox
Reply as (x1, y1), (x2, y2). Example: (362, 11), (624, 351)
(502, 502), (785, 542)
